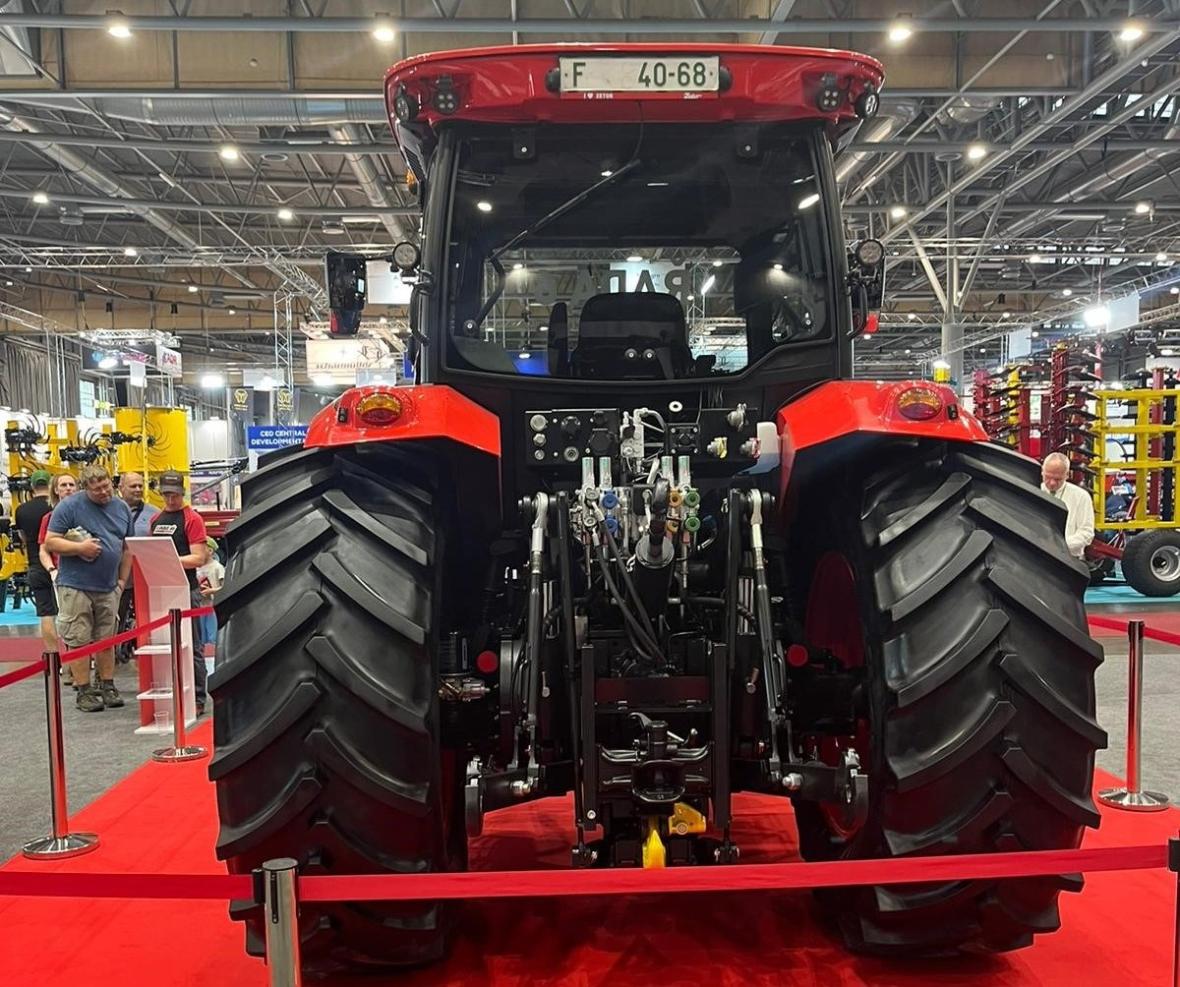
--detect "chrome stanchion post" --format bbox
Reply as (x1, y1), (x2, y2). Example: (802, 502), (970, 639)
(23, 651), (99, 859)
(262, 858), (303, 987)
(1100, 619), (1168, 811)
(152, 607), (207, 762)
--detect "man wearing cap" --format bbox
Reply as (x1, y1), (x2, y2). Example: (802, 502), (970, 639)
(14, 470), (59, 651)
(44, 464), (133, 712)
(149, 471), (210, 713)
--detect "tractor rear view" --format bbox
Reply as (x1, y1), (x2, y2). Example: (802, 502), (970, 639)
(208, 44), (1105, 975)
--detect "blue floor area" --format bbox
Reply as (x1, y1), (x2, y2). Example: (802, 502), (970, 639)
(1085, 582), (1180, 605)
(0, 597), (39, 627)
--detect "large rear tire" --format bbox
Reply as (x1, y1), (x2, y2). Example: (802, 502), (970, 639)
(209, 441), (464, 975)
(792, 439), (1106, 954)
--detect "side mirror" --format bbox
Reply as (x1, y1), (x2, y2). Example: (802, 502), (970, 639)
(326, 252), (367, 337)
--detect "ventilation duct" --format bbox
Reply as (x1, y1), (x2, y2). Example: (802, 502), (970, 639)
(834, 99), (918, 185)
(85, 97), (388, 128)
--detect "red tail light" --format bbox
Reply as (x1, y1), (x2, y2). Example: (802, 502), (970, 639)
(356, 392), (404, 427)
(896, 386), (944, 421)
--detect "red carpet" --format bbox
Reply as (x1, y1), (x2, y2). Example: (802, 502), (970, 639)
(1, 719), (1176, 987)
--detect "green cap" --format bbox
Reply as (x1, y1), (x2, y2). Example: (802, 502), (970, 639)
(29, 469), (52, 488)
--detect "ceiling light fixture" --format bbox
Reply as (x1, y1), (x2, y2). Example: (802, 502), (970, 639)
(187, 284), (199, 293)
(627, 254), (643, 263)
(372, 16), (395, 43)
(31, 191), (49, 205)
(476, 200), (493, 213)
(907, 312), (917, 321)
(887, 17), (914, 44)
(219, 144), (240, 162)
(1156, 251), (1168, 262)
(773, 262), (784, 271)
(798, 192), (821, 210)
(712, 259), (723, 268)
(123, 246), (137, 257)
(966, 142), (987, 162)
(1119, 22), (1146, 43)
(1135, 200), (1152, 215)
(106, 15), (132, 39)
(277, 207), (294, 221)
(889, 205), (908, 220)
(1062, 288), (1072, 296)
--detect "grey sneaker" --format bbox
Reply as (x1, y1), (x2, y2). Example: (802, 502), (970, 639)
(99, 680), (124, 708)
(76, 686), (105, 713)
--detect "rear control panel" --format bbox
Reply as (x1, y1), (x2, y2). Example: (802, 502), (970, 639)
(524, 404), (768, 470)
(525, 408), (621, 465)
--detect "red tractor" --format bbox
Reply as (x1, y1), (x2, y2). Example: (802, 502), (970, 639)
(209, 44), (1105, 974)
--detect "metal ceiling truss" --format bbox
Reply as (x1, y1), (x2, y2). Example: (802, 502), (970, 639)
(0, 2), (1176, 374)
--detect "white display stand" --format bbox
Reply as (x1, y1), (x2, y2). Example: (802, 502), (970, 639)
(127, 536), (197, 736)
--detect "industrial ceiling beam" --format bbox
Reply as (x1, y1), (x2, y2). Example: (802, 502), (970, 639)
(0, 131), (395, 155)
(0, 14), (1172, 34)
(879, 31), (1180, 246)
(0, 188), (414, 217)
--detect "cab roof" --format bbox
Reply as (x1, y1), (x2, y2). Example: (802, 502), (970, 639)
(383, 43), (884, 134)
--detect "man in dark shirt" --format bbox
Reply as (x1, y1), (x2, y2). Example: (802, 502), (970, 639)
(13, 470), (57, 650)
(149, 471), (210, 714)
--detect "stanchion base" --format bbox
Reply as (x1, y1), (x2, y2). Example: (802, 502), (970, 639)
(1098, 787), (1170, 811)
(22, 832), (100, 859)
(151, 745), (208, 763)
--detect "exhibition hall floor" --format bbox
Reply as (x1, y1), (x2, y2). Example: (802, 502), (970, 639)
(0, 714), (1175, 987)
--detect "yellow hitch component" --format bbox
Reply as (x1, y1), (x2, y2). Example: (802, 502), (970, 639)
(669, 802), (707, 837)
(641, 818), (666, 869)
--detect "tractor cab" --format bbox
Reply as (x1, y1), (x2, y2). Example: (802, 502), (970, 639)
(329, 45), (886, 397)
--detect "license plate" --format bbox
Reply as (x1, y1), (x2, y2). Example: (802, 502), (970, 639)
(559, 56), (720, 98)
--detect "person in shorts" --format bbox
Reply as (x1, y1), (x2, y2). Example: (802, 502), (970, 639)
(14, 470), (57, 651)
(44, 464), (133, 713)
(36, 474), (78, 678)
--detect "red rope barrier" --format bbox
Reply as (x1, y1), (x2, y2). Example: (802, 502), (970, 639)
(0, 844), (1166, 903)
(0, 872), (251, 900)
(0, 660), (45, 690)
(1087, 614), (1180, 647)
(181, 606), (214, 619)
(1143, 625), (1180, 647)
(1088, 615), (1129, 633)
(58, 612), (172, 664)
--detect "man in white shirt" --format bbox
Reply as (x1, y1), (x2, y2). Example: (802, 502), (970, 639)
(1041, 452), (1095, 559)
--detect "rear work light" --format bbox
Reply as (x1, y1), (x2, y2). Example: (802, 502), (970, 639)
(356, 391), (404, 426)
(896, 387), (944, 421)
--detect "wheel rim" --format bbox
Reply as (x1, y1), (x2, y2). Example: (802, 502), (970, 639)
(1151, 545), (1180, 582)
(803, 551), (869, 840)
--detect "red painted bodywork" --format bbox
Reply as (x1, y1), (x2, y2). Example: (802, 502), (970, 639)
(304, 384), (501, 457)
(384, 43), (884, 132)
(777, 380), (988, 452)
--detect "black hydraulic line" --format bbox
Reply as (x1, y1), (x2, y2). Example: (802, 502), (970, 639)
(555, 494), (587, 842)
(600, 519), (662, 654)
(593, 541), (664, 663)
